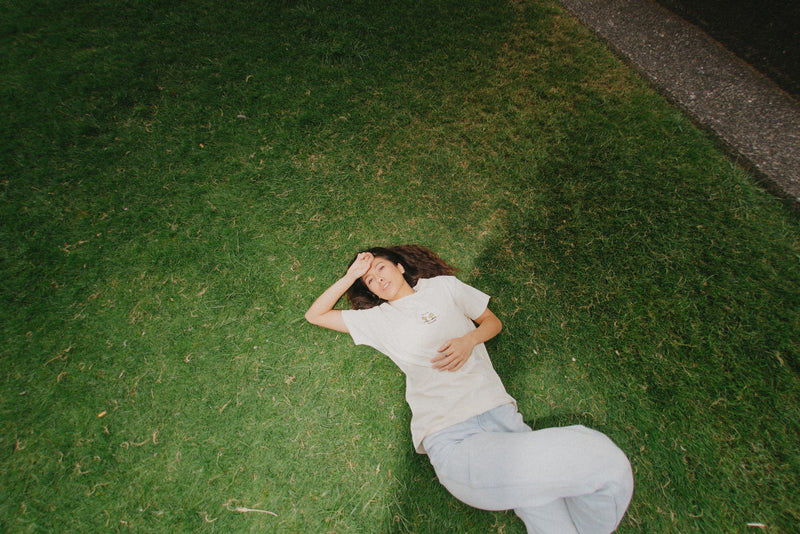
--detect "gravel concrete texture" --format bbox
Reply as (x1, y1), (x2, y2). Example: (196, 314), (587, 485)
(559, 0), (800, 210)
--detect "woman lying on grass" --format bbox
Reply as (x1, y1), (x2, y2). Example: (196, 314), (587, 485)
(305, 245), (633, 533)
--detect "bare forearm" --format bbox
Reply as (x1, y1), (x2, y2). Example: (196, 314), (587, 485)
(305, 252), (374, 332)
(433, 308), (502, 371)
(305, 274), (357, 324)
(465, 312), (502, 347)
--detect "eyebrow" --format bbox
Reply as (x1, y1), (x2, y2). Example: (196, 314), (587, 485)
(363, 260), (387, 281)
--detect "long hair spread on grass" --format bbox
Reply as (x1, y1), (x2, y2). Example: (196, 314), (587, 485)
(345, 245), (456, 310)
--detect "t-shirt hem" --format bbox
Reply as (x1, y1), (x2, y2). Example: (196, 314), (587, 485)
(413, 399), (517, 454)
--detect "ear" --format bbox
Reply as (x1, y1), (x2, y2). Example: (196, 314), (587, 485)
(397, 263), (405, 274)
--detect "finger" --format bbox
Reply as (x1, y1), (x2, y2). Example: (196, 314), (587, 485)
(449, 355), (467, 371)
(441, 359), (456, 371)
(432, 353), (454, 369)
(442, 359), (461, 372)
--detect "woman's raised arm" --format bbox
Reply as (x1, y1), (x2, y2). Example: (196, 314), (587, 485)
(305, 252), (373, 333)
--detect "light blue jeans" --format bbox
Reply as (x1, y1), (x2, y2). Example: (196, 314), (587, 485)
(423, 404), (634, 534)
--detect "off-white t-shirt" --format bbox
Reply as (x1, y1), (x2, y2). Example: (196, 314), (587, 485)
(341, 276), (515, 453)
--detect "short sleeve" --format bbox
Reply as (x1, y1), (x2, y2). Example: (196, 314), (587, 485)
(442, 276), (490, 320)
(341, 307), (389, 352)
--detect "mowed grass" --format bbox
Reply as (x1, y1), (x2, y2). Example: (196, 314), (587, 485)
(1, 0), (798, 532)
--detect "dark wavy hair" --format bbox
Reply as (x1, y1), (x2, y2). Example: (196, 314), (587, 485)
(345, 245), (456, 310)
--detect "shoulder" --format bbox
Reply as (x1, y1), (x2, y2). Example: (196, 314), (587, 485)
(342, 302), (391, 319)
(341, 303), (392, 332)
(416, 276), (486, 304)
(416, 275), (459, 289)
(422, 276), (491, 317)
(417, 275), (474, 294)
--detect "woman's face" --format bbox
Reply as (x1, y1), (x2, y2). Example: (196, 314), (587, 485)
(362, 257), (414, 301)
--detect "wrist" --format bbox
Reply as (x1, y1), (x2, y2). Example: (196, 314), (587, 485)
(464, 331), (481, 348)
(341, 272), (360, 287)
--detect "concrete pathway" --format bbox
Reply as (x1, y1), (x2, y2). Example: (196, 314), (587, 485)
(559, 0), (800, 210)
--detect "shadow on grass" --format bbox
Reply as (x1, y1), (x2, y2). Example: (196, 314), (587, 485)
(465, 115), (800, 530)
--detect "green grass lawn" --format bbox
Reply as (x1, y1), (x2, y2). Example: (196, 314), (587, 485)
(2, 0), (798, 532)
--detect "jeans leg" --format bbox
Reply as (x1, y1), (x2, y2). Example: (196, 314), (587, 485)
(426, 418), (633, 534)
(515, 498), (579, 534)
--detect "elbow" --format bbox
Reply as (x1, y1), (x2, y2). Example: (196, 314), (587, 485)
(305, 309), (328, 327)
(304, 309), (318, 325)
(304, 313), (318, 326)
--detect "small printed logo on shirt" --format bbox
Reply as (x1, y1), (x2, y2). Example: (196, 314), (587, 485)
(420, 312), (438, 325)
